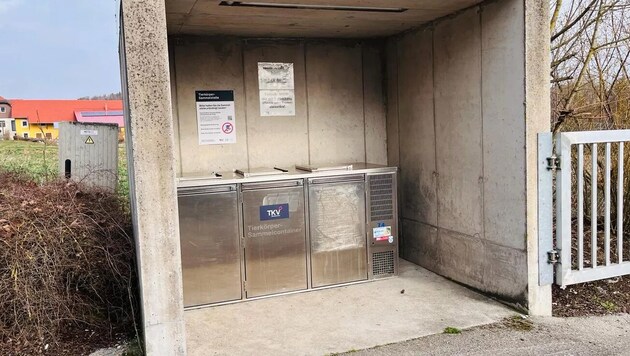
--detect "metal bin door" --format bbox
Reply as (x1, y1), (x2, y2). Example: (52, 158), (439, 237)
(242, 181), (307, 298)
(178, 186), (242, 307)
(308, 176), (367, 287)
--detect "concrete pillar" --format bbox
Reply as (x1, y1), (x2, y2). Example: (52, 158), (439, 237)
(525, 0), (553, 316)
(119, 0), (187, 354)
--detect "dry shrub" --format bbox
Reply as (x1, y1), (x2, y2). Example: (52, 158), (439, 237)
(0, 171), (138, 354)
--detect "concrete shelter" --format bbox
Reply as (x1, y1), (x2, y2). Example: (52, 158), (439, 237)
(119, 0), (551, 354)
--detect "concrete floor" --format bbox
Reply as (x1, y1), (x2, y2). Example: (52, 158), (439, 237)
(184, 259), (514, 356)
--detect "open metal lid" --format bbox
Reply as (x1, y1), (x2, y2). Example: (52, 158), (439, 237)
(235, 167), (288, 178)
(295, 164), (353, 173)
(177, 172), (223, 181)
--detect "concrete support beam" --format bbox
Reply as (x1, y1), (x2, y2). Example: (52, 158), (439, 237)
(119, 0), (187, 354)
(525, 0), (553, 316)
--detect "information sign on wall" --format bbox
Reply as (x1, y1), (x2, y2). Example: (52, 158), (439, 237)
(195, 90), (236, 145)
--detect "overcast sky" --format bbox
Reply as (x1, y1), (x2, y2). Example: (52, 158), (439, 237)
(0, 0), (121, 99)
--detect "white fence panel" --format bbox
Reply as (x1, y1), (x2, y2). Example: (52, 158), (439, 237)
(555, 130), (630, 287)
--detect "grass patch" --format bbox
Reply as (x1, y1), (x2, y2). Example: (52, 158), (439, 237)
(122, 337), (144, 356)
(443, 326), (461, 334)
(599, 300), (618, 312)
(503, 315), (534, 331)
(0, 140), (129, 200)
(0, 140), (58, 183)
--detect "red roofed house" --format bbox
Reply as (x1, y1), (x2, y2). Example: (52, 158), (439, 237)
(10, 99), (123, 140)
(0, 96), (15, 139)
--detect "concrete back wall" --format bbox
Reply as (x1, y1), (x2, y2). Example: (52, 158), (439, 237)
(169, 37), (387, 174)
(390, 0), (531, 306)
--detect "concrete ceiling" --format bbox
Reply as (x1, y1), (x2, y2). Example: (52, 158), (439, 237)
(166, 0), (483, 38)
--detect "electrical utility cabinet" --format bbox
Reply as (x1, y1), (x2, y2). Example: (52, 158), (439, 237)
(58, 122), (119, 191)
(177, 164), (398, 308)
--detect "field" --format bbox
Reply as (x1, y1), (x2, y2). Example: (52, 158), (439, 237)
(0, 140), (129, 199)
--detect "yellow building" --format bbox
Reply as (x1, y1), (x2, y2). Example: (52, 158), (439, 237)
(10, 99), (124, 141)
(15, 118), (57, 140)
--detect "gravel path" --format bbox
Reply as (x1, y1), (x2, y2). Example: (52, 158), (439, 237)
(343, 314), (630, 356)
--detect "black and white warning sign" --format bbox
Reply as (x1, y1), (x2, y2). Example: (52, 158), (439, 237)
(195, 90), (236, 145)
(258, 62), (295, 117)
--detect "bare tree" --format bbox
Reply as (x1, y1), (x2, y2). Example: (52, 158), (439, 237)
(77, 92), (123, 100)
(550, 0), (630, 132)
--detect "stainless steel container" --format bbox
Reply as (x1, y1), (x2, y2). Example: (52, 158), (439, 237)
(308, 174), (367, 287)
(241, 179), (308, 298)
(176, 163), (398, 308)
(178, 185), (242, 307)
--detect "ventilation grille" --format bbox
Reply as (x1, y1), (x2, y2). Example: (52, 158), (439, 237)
(369, 174), (394, 221)
(372, 250), (395, 276)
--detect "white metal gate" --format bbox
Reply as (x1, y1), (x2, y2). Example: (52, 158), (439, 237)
(539, 130), (630, 287)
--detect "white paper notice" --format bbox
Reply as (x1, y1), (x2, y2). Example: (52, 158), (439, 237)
(195, 90), (236, 145)
(258, 62), (296, 117)
(258, 62), (294, 90)
(260, 90), (295, 117)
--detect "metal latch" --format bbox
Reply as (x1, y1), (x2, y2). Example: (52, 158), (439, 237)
(547, 249), (560, 264)
(546, 155), (561, 171)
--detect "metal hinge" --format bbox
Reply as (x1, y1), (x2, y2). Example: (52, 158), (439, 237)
(547, 249), (560, 264)
(243, 280), (247, 292)
(546, 154), (561, 171)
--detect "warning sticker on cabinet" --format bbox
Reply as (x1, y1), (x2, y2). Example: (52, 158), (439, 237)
(373, 226), (392, 241)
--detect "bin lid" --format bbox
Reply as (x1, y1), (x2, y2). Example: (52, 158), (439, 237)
(177, 172), (223, 181)
(295, 164), (353, 173)
(235, 167), (288, 178)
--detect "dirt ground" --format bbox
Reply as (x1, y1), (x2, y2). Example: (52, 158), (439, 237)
(2, 328), (130, 356)
(553, 275), (630, 316)
(0, 171), (137, 356)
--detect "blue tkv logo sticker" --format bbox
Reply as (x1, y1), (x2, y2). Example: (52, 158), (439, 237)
(260, 203), (290, 221)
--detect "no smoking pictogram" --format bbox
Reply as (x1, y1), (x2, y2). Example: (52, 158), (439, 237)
(222, 122), (234, 134)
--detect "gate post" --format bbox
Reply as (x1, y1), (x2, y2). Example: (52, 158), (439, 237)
(555, 133), (573, 286)
(537, 133), (554, 286)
